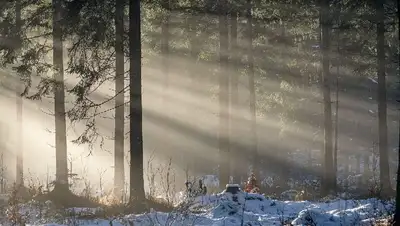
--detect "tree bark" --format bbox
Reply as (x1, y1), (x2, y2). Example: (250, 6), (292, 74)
(160, 0), (170, 162)
(320, 0), (335, 195)
(15, 0), (23, 187)
(395, 120), (400, 225)
(229, 9), (240, 184)
(218, 0), (230, 189)
(189, 3), (198, 91)
(333, 23), (340, 190)
(114, 0), (125, 199)
(394, 0), (400, 222)
(376, 0), (391, 195)
(246, 0), (259, 181)
(363, 153), (370, 185)
(161, 0), (169, 107)
(52, 0), (69, 193)
(188, 4), (199, 171)
(129, 0), (145, 209)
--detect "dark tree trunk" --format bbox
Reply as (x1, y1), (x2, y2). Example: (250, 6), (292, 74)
(15, 0), (23, 187)
(52, 0), (69, 193)
(395, 122), (400, 224)
(320, 0), (335, 195)
(218, 0), (230, 189)
(246, 0), (259, 181)
(229, 9), (240, 184)
(114, 0), (125, 199)
(376, 0), (391, 195)
(333, 24), (340, 190)
(128, 0), (145, 210)
(394, 0), (400, 222)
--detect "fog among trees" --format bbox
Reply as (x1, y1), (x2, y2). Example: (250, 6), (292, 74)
(0, 0), (399, 221)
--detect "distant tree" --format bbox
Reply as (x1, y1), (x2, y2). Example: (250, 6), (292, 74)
(320, 0), (335, 195)
(161, 0), (170, 106)
(332, 1), (342, 190)
(128, 0), (146, 210)
(0, 0), (73, 194)
(114, 0), (125, 199)
(229, 4), (240, 183)
(376, 0), (391, 196)
(15, 0), (23, 187)
(188, 1), (199, 87)
(246, 0), (259, 181)
(218, 0), (230, 189)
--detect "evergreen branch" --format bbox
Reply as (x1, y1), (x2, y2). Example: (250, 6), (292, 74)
(25, 32), (52, 40)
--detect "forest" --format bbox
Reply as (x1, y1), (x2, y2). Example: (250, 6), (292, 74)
(0, 0), (399, 225)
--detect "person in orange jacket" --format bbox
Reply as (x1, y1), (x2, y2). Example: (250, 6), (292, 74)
(244, 173), (260, 193)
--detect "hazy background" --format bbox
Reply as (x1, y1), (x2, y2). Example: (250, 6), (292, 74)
(0, 8), (398, 197)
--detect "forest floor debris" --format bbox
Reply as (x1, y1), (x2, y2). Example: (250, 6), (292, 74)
(0, 190), (394, 225)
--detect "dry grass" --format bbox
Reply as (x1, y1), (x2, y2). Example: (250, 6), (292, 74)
(1, 154), (192, 225)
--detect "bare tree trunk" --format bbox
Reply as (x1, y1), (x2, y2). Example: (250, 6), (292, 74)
(395, 119), (400, 225)
(52, 0), (69, 193)
(246, 0), (259, 180)
(333, 24), (340, 190)
(363, 153), (370, 185)
(394, 0), (400, 222)
(114, 0), (125, 199)
(229, 9), (240, 184)
(218, 0), (230, 189)
(129, 0), (145, 210)
(320, 0), (335, 195)
(376, 0), (391, 196)
(160, 0), (170, 161)
(186, 12), (200, 171)
(161, 0), (169, 107)
(189, 4), (198, 91)
(15, 0), (23, 187)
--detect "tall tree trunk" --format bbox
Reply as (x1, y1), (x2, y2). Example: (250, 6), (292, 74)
(161, 0), (169, 107)
(129, 0), (145, 209)
(320, 0), (335, 195)
(229, 9), (240, 184)
(333, 22), (340, 190)
(218, 0), (230, 189)
(376, 0), (391, 195)
(395, 119), (400, 224)
(394, 0), (400, 222)
(160, 0), (170, 160)
(189, 4), (198, 90)
(52, 0), (69, 193)
(114, 0), (125, 199)
(188, 6), (199, 171)
(15, 0), (23, 187)
(246, 0), (259, 180)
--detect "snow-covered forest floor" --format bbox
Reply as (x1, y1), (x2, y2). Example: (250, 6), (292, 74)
(0, 190), (393, 226)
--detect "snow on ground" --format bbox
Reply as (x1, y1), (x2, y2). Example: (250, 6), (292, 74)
(1, 191), (393, 226)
